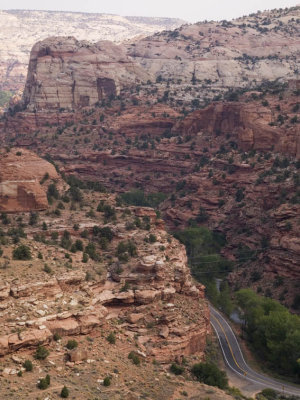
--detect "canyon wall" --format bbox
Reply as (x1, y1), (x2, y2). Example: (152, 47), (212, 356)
(22, 37), (150, 111)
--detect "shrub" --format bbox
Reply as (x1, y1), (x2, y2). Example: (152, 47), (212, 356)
(170, 363), (184, 375)
(29, 212), (38, 226)
(149, 234), (157, 243)
(61, 386), (69, 398)
(37, 375), (50, 390)
(191, 362), (228, 389)
(235, 188), (245, 202)
(259, 388), (277, 400)
(34, 345), (49, 360)
(1, 212), (10, 225)
(23, 359), (33, 372)
(82, 253), (89, 263)
(66, 339), (78, 350)
(45, 374), (50, 385)
(119, 190), (167, 208)
(43, 264), (52, 274)
(128, 351), (140, 365)
(106, 332), (116, 344)
(53, 332), (61, 341)
(74, 239), (83, 251)
(13, 245), (31, 260)
(103, 376), (111, 386)
(47, 183), (59, 200)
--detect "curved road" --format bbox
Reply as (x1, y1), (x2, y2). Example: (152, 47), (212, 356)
(210, 305), (300, 397)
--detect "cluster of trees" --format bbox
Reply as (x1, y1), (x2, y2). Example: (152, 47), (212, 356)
(174, 227), (233, 281)
(236, 289), (300, 381)
(117, 189), (167, 209)
(174, 227), (234, 314)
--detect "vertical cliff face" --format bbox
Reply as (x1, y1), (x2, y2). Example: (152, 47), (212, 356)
(177, 101), (300, 158)
(22, 37), (150, 111)
(0, 149), (59, 212)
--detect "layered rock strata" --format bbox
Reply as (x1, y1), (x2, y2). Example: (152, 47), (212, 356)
(22, 37), (150, 111)
(0, 148), (59, 212)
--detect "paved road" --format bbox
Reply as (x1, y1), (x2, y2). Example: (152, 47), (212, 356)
(210, 305), (300, 397)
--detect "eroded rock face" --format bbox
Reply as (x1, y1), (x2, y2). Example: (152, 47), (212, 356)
(23, 37), (150, 111)
(0, 195), (210, 361)
(178, 102), (300, 158)
(0, 10), (184, 92)
(0, 149), (59, 212)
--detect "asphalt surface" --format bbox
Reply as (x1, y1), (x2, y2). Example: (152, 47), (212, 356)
(210, 305), (300, 397)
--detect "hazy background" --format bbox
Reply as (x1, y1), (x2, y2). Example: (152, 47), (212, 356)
(0, 0), (298, 21)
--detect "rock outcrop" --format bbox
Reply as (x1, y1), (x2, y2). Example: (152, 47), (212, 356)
(0, 10), (184, 92)
(23, 37), (150, 111)
(0, 148), (59, 212)
(0, 187), (210, 361)
(177, 101), (300, 158)
(128, 6), (300, 91)
(17, 7), (300, 113)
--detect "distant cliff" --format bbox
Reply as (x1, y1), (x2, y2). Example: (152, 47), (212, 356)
(0, 9), (184, 92)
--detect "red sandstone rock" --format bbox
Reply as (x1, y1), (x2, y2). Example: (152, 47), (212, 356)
(0, 148), (59, 212)
(178, 102), (300, 158)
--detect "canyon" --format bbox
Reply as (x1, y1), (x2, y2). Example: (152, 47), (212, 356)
(0, 5), (299, 399)
(0, 149), (215, 399)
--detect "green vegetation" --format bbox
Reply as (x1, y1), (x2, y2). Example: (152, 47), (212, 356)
(65, 175), (106, 193)
(23, 360), (33, 372)
(60, 386), (69, 398)
(106, 332), (116, 344)
(0, 90), (12, 107)
(53, 333), (61, 341)
(117, 190), (167, 208)
(34, 345), (49, 360)
(128, 351), (140, 365)
(66, 339), (78, 350)
(236, 289), (300, 381)
(116, 240), (137, 263)
(37, 374), (50, 390)
(174, 227), (234, 311)
(170, 363), (185, 375)
(191, 362), (228, 389)
(12, 244), (31, 260)
(256, 388), (299, 400)
(174, 227), (232, 281)
(103, 376), (111, 386)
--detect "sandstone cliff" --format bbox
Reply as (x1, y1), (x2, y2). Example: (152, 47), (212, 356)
(18, 7), (300, 113)
(0, 148), (60, 212)
(178, 101), (300, 158)
(0, 10), (184, 92)
(23, 37), (150, 111)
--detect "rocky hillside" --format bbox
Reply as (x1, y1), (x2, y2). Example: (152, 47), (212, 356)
(0, 10), (184, 92)
(16, 6), (300, 112)
(128, 5), (299, 100)
(0, 149), (227, 400)
(1, 79), (299, 312)
(0, 7), (299, 311)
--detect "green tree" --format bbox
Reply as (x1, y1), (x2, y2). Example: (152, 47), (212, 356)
(34, 345), (49, 360)
(61, 386), (69, 398)
(13, 244), (31, 260)
(191, 362), (228, 389)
